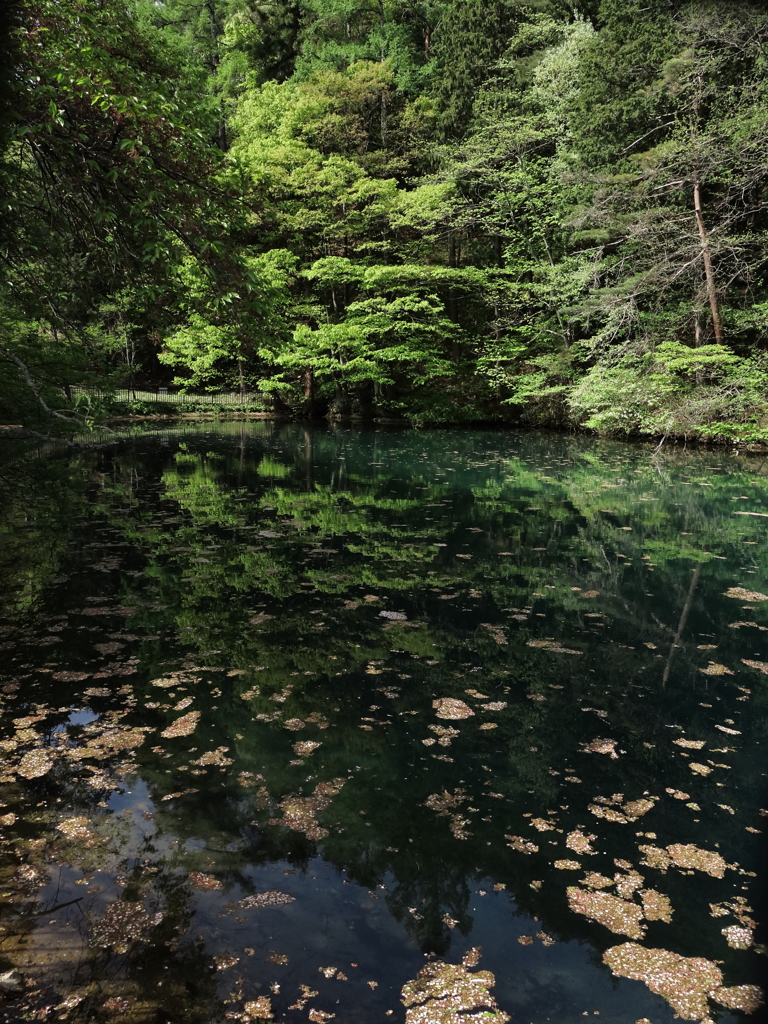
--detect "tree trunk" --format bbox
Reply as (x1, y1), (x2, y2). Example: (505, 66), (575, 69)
(493, 234), (503, 268)
(218, 101), (228, 152)
(693, 180), (723, 344)
(447, 232), (459, 360)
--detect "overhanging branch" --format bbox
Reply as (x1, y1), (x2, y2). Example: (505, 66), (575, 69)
(0, 345), (112, 432)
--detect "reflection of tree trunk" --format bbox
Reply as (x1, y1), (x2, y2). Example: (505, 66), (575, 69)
(693, 180), (723, 344)
(304, 428), (313, 492)
(662, 562), (701, 688)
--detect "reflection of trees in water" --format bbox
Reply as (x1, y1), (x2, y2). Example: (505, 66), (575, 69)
(1, 427), (767, 1015)
(384, 864), (472, 956)
(0, 825), (223, 1022)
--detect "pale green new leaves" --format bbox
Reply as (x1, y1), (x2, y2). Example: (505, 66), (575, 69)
(160, 315), (242, 389)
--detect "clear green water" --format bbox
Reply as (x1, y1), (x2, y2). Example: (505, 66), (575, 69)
(0, 425), (766, 1024)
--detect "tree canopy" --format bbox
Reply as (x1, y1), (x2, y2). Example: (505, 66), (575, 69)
(2, 0), (768, 441)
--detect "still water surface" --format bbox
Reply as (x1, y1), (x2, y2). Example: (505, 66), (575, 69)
(0, 425), (766, 1024)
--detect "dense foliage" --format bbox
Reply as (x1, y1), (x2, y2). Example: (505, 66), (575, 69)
(2, 0), (768, 440)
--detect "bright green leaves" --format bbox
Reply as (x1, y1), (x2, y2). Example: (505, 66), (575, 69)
(568, 342), (768, 439)
(160, 316), (243, 391)
(0, 0), (234, 429)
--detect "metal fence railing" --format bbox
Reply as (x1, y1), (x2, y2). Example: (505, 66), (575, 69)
(70, 386), (270, 406)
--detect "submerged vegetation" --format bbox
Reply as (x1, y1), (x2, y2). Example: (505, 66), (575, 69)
(2, 0), (768, 440)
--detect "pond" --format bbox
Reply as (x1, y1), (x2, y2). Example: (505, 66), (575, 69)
(0, 424), (766, 1024)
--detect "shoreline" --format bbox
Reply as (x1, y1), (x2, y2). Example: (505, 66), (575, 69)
(2, 415), (768, 452)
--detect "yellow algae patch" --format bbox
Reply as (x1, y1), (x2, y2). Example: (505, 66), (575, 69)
(712, 985), (764, 1013)
(530, 818), (555, 832)
(699, 663), (733, 676)
(567, 888), (645, 939)
(554, 860), (581, 870)
(400, 953), (509, 1024)
(17, 749), (53, 779)
(580, 872), (614, 889)
(722, 925), (753, 949)
(666, 788), (690, 800)
(505, 835), (538, 854)
(526, 640), (582, 654)
(270, 778), (345, 840)
(90, 727), (150, 750)
(57, 816), (94, 842)
(244, 997), (273, 1019)
(239, 891), (295, 909)
(614, 871), (644, 900)
(623, 798), (657, 819)
(91, 901), (152, 954)
(674, 739), (705, 750)
(425, 789), (466, 815)
(604, 944), (722, 1020)
(724, 587), (768, 602)
(193, 747), (233, 766)
(566, 830), (597, 855)
(640, 889), (673, 923)
(590, 804), (629, 823)
(293, 740), (321, 757)
(189, 872), (223, 891)
(161, 711), (200, 738)
(742, 659), (768, 674)
(581, 739), (618, 757)
(666, 844), (726, 878)
(433, 698), (474, 720)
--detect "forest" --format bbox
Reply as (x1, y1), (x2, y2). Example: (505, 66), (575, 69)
(2, 0), (768, 441)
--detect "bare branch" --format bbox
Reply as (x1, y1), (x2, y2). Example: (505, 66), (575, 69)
(0, 345), (112, 432)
